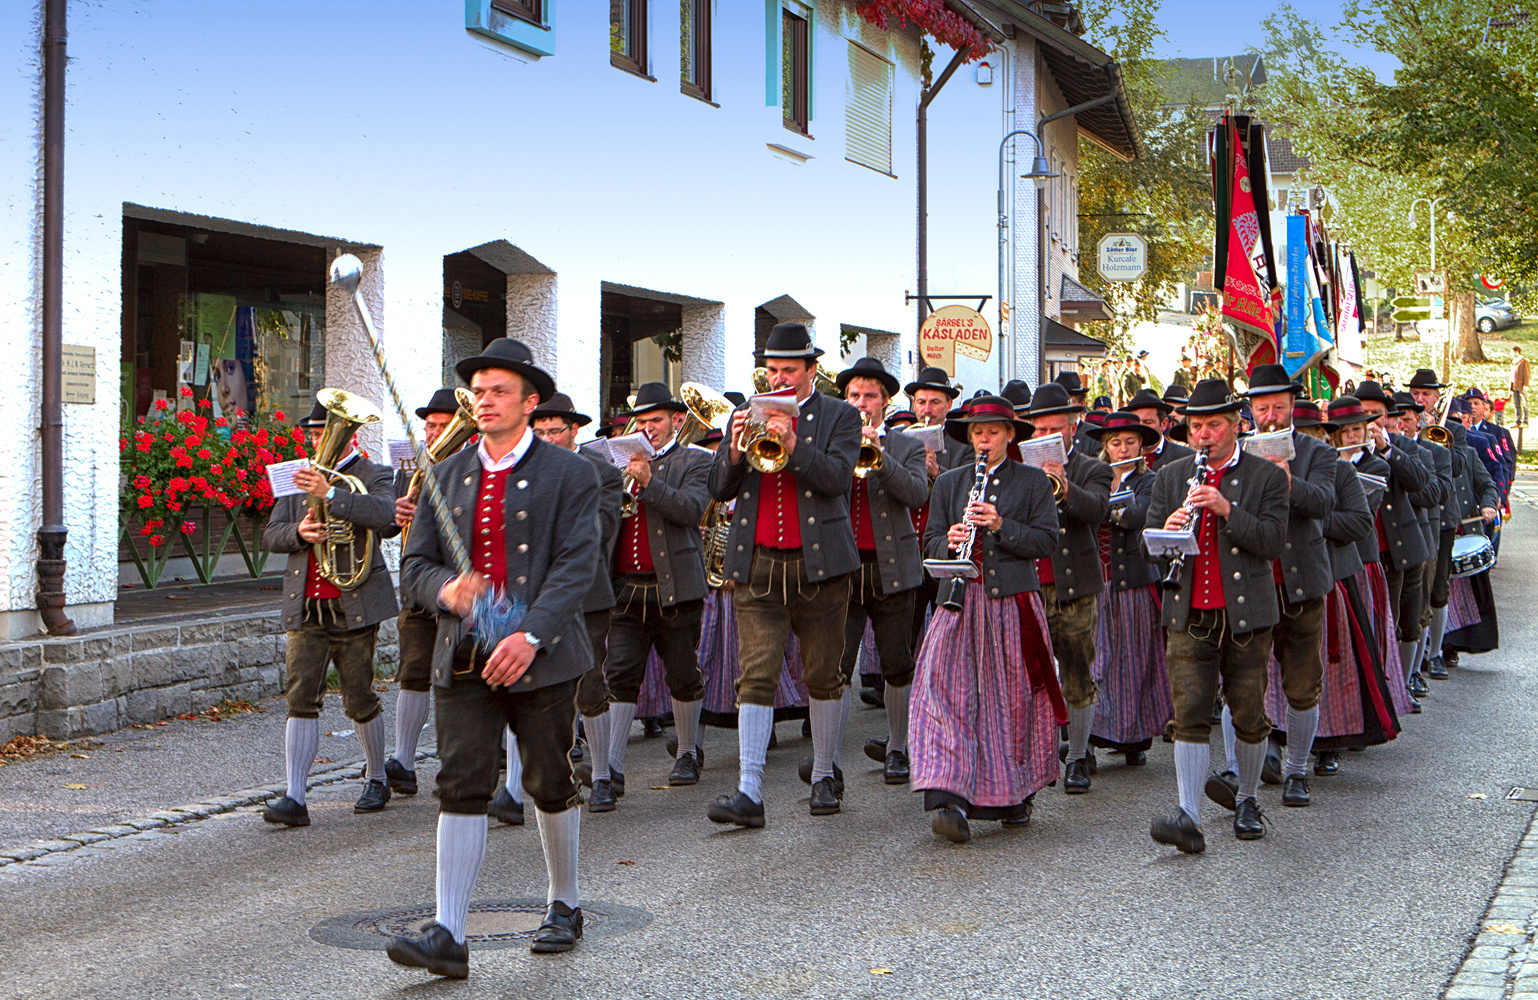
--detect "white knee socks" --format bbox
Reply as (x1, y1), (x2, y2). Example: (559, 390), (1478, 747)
(536, 807), (581, 908)
(285, 717), (319, 805)
(1234, 737), (1268, 803)
(356, 714), (387, 782)
(1284, 705), (1319, 778)
(435, 813), (488, 944)
(503, 726), (523, 803)
(885, 683), (911, 754)
(1067, 704), (1093, 761)
(1221, 704), (1239, 774)
(392, 689), (431, 766)
(585, 710), (613, 782)
(607, 702), (637, 776)
(672, 698), (703, 761)
(1173, 740), (1208, 824)
(736, 704), (774, 803)
(809, 697), (842, 783)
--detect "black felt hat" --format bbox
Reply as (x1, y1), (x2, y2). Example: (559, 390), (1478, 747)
(1000, 379), (1034, 410)
(1092, 395), (1113, 410)
(1083, 410), (1108, 427)
(1125, 388), (1173, 416)
(884, 409), (917, 428)
(1244, 364), (1305, 398)
(1053, 371), (1088, 397)
(756, 322), (824, 361)
(944, 395), (1034, 444)
(1408, 368), (1448, 390)
(1162, 383), (1191, 403)
(1184, 378), (1246, 416)
(723, 391), (747, 407)
(1088, 410), (1161, 446)
(1355, 381), (1395, 408)
(904, 366), (961, 399)
(530, 392), (592, 427)
(1025, 382), (1085, 418)
(1392, 391), (1425, 414)
(1292, 399), (1327, 428)
(621, 382), (688, 418)
(298, 400), (329, 428)
(415, 388), (464, 419)
(454, 338), (555, 402)
(836, 356), (900, 397)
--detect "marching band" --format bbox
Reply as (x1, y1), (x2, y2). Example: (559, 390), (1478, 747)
(269, 313), (1508, 976)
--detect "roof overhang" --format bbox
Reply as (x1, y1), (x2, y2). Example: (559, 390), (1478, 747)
(1059, 274), (1114, 322)
(1043, 315), (1108, 362)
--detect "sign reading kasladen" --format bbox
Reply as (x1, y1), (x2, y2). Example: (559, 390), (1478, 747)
(918, 305), (992, 375)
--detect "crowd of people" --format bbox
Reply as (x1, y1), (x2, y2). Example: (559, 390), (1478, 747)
(254, 328), (1510, 978)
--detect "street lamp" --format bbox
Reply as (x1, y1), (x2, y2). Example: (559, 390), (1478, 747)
(1408, 195), (1447, 270)
(997, 128), (1059, 385)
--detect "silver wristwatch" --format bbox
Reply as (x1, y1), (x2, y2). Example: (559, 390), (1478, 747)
(522, 632), (543, 652)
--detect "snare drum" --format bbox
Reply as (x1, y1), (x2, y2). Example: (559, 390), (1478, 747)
(1450, 534), (1496, 578)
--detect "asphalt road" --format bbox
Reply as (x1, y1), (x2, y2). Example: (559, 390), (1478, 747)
(5, 483), (1538, 999)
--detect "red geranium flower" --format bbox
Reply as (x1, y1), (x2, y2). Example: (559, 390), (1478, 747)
(179, 385), (193, 398)
(154, 399), (169, 411)
(137, 495), (153, 509)
(274, 410), (286, 422)
(197, 448), (211, 459)
(180, 521), (196, 535)
(148, 534), (164, 547)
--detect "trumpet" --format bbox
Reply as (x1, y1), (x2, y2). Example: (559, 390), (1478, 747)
(854, 412), (885, 479)
(400, 387), (477, 549)
(737, 415), (789, 474)
(1044, 470), (1067, 505)
(1419, 395), (1453, 447)
(308, 387), (383, 590)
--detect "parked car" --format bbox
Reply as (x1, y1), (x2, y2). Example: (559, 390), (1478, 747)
(1477, 298), (1521, 334)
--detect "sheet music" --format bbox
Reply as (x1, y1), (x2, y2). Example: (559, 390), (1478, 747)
(902, 424), (946, 454)
(580, 438), (616, 464)
(1242, 429), (1296, 461)
(388, 440), (417, 470)
(748, 388), (800, 421)
(605, 432), (657, 468)
(265, 459), (309, 499)
(1017, 434), (1068, 469)
(1143, 528), (1201, 557)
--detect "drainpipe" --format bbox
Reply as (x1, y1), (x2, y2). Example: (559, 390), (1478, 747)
(916, 44), (974, 336)
(38, 0), (75, 637)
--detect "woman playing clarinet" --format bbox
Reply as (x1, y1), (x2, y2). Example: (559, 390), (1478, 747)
(910, 396), (1063, 844)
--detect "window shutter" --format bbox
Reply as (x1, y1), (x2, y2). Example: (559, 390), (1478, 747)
(846, 42), (892, 174)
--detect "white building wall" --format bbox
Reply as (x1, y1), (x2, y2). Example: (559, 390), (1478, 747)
(0, 0), (933, 627)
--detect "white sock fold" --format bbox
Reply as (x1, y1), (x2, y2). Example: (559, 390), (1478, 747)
(1284, 705), (1319, 778)
(503, 726), (523, 802)
(356, 714), (387, 782)
(1429, 605), (1449, 658)
(435, 813), (488, 944)
(736, 704), (774, 803)
(810, 697), (842, 783)
(585, 711), (613, 783)
(1220, 703), (1238, 774)
(1173, 740), (1208, 825)
(607, 702), (637, 775)
(285, 717), (319, 805)
(1067, 704), (1093, 761)
(536, 807), (581, 909)
(885, 683), (911, 754)
(392, 690), (431, 765)
(673, 698), (703, 761)
(1234, 737), (1268, 802)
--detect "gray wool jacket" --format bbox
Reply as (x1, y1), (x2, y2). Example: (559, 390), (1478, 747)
(618, 440), (712, 606)
(1321, 458), (1373, 583)
(580, 449), (624, 613)
(1350, 451), (1390, 566)
(1044, 449), (1113, 603)
(1376, 434), (1434, 571)
(1275, 430), (1339, 605)
(847, 426), (930, 595)
(923, 459), (1058, 599)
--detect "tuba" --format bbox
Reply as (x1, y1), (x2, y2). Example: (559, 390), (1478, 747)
(400, 387), (477, 549)
(677, 382), (739, 588)
(308, 387), (383, 590)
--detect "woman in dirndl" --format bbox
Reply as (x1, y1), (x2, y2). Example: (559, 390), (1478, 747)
(1085, 412), (1172, 766)
(911, 396), (1064, 844)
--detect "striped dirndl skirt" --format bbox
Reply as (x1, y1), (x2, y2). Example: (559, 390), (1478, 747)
(1363, 561), (1412, 717)
(636, 649), (671, 719)
(1089, 584), (1173, 750)
(910, 583), (1060, 817)
(1446, 575), (1481, 633)
(698, 589), (810, 725)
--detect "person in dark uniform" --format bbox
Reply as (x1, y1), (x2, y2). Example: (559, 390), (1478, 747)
(1125, 388), (1194, 473)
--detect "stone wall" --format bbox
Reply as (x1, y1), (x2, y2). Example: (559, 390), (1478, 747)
(0, 612), (399, 742)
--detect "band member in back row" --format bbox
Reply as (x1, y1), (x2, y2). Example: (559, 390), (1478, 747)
(262, 398), (399, 828)
(1147, 380), (1288, 855)
(1021, 383), (1112, 795)
(913, 396), (1063, 844)
(1406, 370), (1460, 684)
(1124, 388), (1195, 473)
(824, 358), (929, 786)
(1391, 390), (1447, 697)
(598, 383), (713, 803)
(1051, 371), (1097, 454)
(389, 339), (600, 976)
(521, 392), (623, 823)
(706, 322), (862, 827)
(385, 389), (471, 799)
(1213, 365), (1336, 811)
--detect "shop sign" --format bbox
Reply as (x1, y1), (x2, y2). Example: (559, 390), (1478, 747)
(918, 305), (992, 374)
(62, 344), (96, 404)
(1097, 233), (1147, 281)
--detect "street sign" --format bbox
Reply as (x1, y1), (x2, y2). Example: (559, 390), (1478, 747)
(918, 305), (993, 374)
(1097, 233), (1147, 282)
(1419, 319), (1450, 344)
(1413, 270), (1447, 295)
(1392, 295), (1432, 323)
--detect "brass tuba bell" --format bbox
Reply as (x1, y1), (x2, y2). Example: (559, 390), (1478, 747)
(308, 388), (383, 590)
(400, 387), (477, 550)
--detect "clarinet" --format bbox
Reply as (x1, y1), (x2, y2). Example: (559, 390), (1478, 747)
(935, 455), (989, 612)
(1160, 446), (1211, 591)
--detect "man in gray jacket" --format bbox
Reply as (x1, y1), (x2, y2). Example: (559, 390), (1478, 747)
(261, 398), (398, 827)
(833, 358), (929, 785)
(387, 338), (600, 975)
(706, 322), (862, 826)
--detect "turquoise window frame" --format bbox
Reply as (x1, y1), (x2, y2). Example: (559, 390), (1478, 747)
(766, 0), (815, 121)
(466, 0), (556, 58)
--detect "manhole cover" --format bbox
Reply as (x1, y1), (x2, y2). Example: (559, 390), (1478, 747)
(311, 898), (651, 951)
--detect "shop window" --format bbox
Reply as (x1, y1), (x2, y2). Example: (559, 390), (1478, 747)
(601, 287), (682, 421)
(680, 0), (712, 102)
(846, 41), (892, 174)
(781, 5), (811, 135)
(611, 0), (650, 78)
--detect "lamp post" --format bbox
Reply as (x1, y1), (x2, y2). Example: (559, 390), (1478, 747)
(997, 128), (1058, 387)
(1408, 195), (1449, 382)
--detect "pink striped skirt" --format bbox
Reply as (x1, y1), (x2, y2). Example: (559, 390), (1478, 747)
(697, 589), (809, 723)
(1363, 562), (1412, 717)
(910, 583), (1060, 812)
(1446, 575), (1481, 633)
(1089, 585), (1173, 749)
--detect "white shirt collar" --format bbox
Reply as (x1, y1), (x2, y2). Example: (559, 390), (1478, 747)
(1208, 445), (1242, 473)
(798, 391), (815, 409)
(478, 426), (533, 473)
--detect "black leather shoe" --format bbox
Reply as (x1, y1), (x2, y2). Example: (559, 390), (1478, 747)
(1443, 650), (1460, 670)
(384, 757), (418, 795)
(1001, 795), (1035, 827)
(355, 779), (391, 813)
(1408, 696), (1422, 714)
(387, 922), (468, 978)
(530, 901), (583, 954)
(668, 753), (700, 786)
(1282, 773), (1312, 807)
(1314, 751), (1339, 776)
(575, 762), (623, 794)
(569, 738), (585, 762)
(642, 718), (665, 739)
(797, 756), (844, 797)
(261, 795), (310, 827)
(1064, 757), (1092, 794)
(664, 735), (703, 766)
(1261, 748), (1283, 786)
(1427, 655), (1449, 680)
(859, 686), (885, 709)
(609, 770), (625, 797)
(707, 790), (765, 828)
(883, 750), (910, 784)
(1408, 671), (1430, 697)
(932, 804), (971, 843)
(1150, 810), (1205, 854)
(1234, 797), (1266, 840)
(588, 779), (617, 812)
(1204, 770), (1238, 811)
(809, 777), (841, 815)
(864, 737), (888, 764)
(1057, 745), (1099, 774)
(488, 786), (525, 826)
(1124, 750), (1148, 766)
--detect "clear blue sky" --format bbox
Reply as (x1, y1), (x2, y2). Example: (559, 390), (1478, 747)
(1152, 0), (1402, 80)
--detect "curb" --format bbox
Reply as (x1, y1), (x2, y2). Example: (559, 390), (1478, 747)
(1444, 804), (1538, 1000)
(0, 749), (437, 869)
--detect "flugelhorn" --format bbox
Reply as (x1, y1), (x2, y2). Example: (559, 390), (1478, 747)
(308, 387), (383, 590)
(400, 387), (477, 549)
(854, 411), (885, 479)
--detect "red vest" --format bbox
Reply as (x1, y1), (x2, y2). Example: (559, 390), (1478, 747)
(615, 506), (655, 574)
(754, 417), (803, 549)
(1191, 464), (1226, 610)
(850, 478), (876, 552)
(304, 551), (342, 600)
(473, 469), (510, 589)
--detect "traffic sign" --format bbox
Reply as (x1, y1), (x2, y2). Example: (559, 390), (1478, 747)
(1419, 319), (1449, 344)
(1392, 295), (1432, 323)
(1413, 270), (1447, 295)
